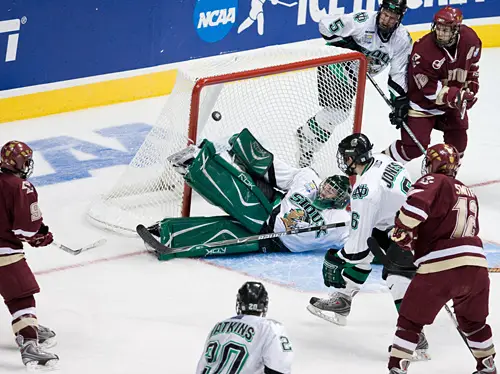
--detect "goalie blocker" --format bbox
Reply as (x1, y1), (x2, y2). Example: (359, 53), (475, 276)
(142, 128), (352, 260)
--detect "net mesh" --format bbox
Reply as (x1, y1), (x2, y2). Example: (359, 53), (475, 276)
(87, 45), (366, 234)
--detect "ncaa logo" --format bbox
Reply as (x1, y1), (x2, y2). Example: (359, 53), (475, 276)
(194, 0), (238, 43)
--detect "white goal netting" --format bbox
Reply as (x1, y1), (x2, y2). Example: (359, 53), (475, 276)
(87, 44), (367, 234)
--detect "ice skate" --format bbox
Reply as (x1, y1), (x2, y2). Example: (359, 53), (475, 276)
(17, 335), (59, 370)
(473, 355), (497, 374)
(167, 145), (199, 175)
(388, 332), (430, 361)
(389, 359), (410, 374)
(306, 292), (351, 326)
(296, 127), (314, 168)
(38, 325), (57, 349)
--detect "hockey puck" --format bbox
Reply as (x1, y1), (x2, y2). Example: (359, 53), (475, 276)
(212, 111), (222, 121)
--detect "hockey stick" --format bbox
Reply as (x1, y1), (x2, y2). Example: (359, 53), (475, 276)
(368, 237), (476, 355)
(366, 74), (426, 155)
(52, 239), (107, 255)
(137, 222), (349, 258)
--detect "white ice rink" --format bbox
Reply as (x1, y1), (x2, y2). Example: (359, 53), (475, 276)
(0, 48), (499, 373)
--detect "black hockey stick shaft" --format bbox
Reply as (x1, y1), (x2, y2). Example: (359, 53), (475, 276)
(366, 73), (426, 155)
(137, 221), (348, 255)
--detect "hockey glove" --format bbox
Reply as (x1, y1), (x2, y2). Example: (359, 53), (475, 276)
(466, 64), (479, 110)
(389, 95), (409, 129)
(444, 86), (475, 111)
(322, 249), (347, 288)
(390, 226), (415, 252)
(28, 224), (54, 248)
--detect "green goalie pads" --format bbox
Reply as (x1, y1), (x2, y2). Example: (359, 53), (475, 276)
(228, 128), (274, 177)
(156, 216), (284, 260)
(184, 138), (275, 234)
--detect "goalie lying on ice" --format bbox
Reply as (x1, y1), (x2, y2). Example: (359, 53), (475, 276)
(147, 128), (352, 260)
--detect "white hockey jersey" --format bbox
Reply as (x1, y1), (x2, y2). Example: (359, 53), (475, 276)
(338, 153), (411, 264)
(271, 161), (350, 252)
(319, 11), (412, 96)
(196, 314), (293, 374)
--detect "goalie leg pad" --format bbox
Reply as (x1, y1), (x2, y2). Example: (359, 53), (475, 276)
(185, 139), (273, 234)
(228, 128), (274, 177)
(158, 216), (261, 257)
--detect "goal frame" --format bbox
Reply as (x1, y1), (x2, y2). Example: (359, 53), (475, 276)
(182, 51), (368, 217)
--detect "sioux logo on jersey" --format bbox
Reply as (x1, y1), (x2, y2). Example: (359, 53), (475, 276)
(281, 208), (306, 231)
(193, 0), (238, 43)
(352, 184), (369, 200)
(288, 193), (326, 237)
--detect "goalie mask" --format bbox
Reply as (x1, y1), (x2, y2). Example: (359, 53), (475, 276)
(0, 141), (34, 180)
(236, 281), (269, 317)
(337, 133), (374, 176)
(313, 175), (352, 210)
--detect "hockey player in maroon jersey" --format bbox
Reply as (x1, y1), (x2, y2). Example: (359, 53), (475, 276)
(0, 141), (59, 369)
(385, 6), (481, 163)
(387, 143), (495, 374)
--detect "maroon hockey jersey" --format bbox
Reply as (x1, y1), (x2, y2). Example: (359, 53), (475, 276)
(0, 172), (44, 254)
(408, 25), (481, 116)
(398, 173), (487, 274)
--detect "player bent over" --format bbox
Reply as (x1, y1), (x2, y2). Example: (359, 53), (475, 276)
(297, 0), (412, 167)
(387, 144), (495, 374)
(307, 133), (429, 359)
(147, 128), (352, 259)
(196, 281), (293, 374)
(385, 6), (482, 163)
(0, 141), (59, 369)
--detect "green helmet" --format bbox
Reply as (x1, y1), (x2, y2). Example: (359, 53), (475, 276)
(312, 175), (352, 210)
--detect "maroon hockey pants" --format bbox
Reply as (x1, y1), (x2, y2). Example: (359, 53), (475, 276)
(395, 110), (469, 161)
(0, 258), (40, 340)
(388, 266), (495, 372)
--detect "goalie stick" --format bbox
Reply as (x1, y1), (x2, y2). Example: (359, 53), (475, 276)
(137, 222), (349, 259)
(367, 237), (476, 356)
(52, 239), (107, 255)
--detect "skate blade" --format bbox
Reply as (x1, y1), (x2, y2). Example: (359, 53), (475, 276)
(412, 349), (431, 361)
(26, 358), (59, 371)
(306, 304), (347, 326)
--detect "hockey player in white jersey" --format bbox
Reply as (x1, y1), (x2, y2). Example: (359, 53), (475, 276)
(144, 128), (351, 259)
(306, 133), (429, 359)
(297, 0), (412, 167)
(196, 281), (293, 374)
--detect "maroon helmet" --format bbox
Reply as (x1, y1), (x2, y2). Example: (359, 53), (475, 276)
(432, 6), (463, 47)
(422, 143), (461, 177)
(0, 141), (34, 179)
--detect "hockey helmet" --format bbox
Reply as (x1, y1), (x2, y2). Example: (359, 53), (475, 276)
(337, 133), (374, 176)
(377, 0), (407, 41)
(432, 6), (463, 47)
(0, 141), (34, 179)
(236, 281), (269, 317)
(313, 175), (352, 210)
(422, 143), (461, 177)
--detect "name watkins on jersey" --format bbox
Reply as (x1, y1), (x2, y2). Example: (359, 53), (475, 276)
(289, 192), (327, 237)
(209, 321), (256, 342)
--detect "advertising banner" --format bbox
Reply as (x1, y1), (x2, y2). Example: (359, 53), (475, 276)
(0, 0), (497, 92)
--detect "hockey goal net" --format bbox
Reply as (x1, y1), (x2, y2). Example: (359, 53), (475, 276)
(87, 45), (367, 234)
